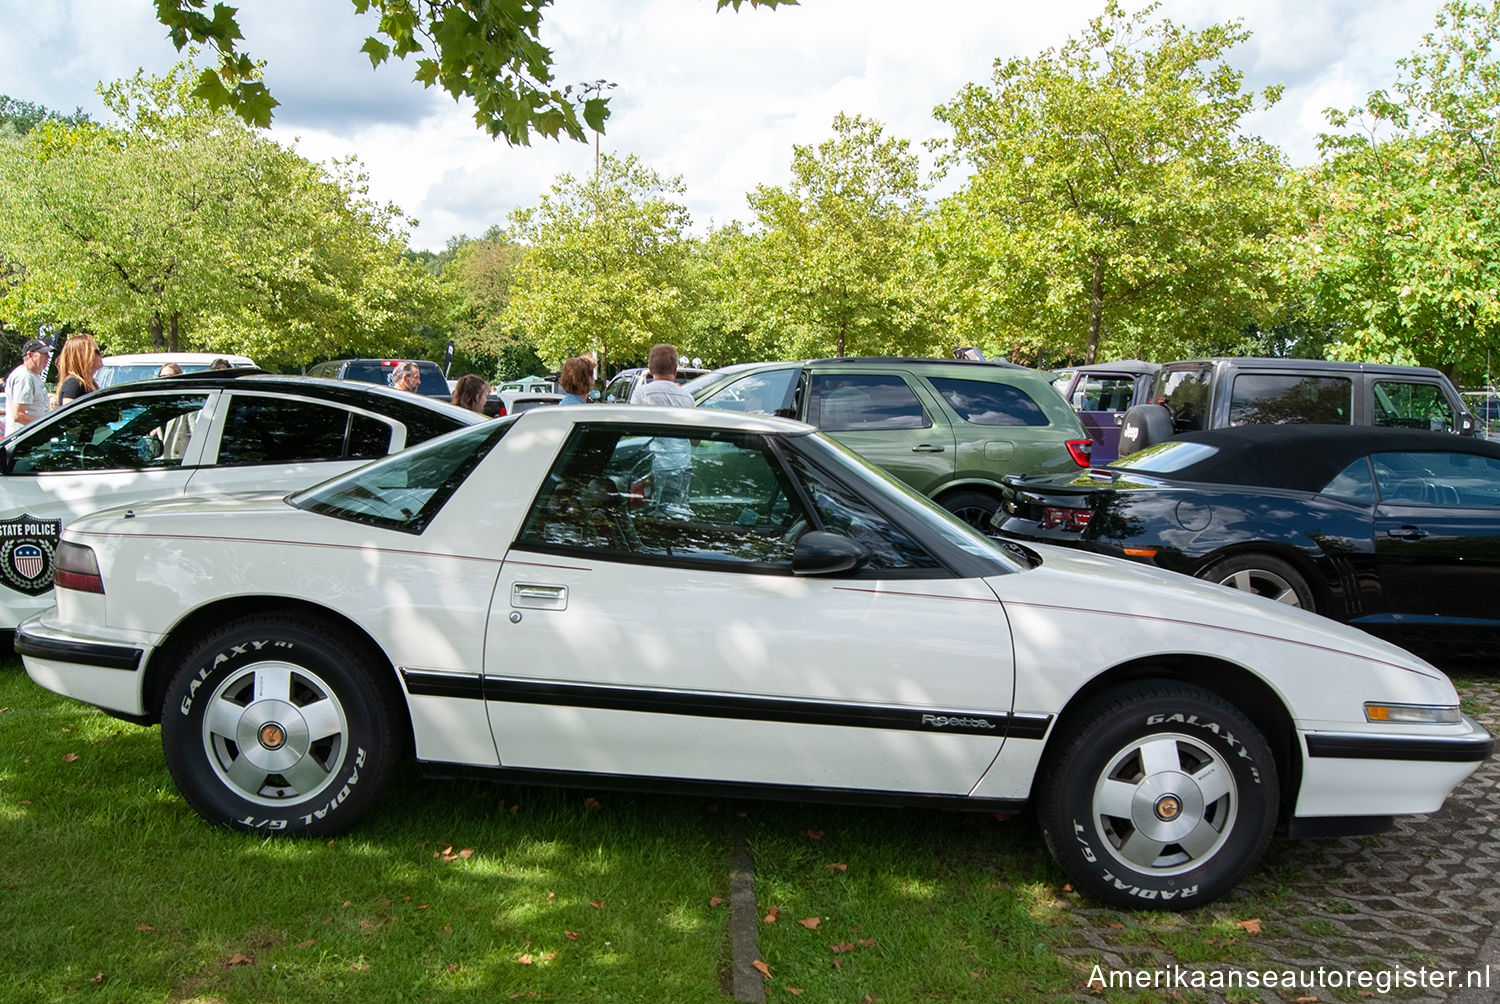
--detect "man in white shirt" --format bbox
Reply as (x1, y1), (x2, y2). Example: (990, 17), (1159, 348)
(5, 338), (52, 433)
(629, 343), (696, 515)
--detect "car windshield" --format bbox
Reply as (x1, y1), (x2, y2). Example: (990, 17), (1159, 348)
(289, 419), (512, 533)
(97, 363), (216, 388)
(1110, 440), (1221, 473)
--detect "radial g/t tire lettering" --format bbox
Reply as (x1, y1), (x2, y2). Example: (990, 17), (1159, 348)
(1036, 680), (1278, 911)
(161, 615), (401, 836)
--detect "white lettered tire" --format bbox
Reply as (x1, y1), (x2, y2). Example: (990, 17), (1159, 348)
(161, 615), (400, 836)
(1037, 681), (1278, 910)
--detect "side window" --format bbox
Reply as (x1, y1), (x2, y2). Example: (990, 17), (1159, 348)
(516, 425), (811, 567)
(1229, 374), (1351, 426)
(1373, 381), (1458, 433)
(781, 451), (941, 570)
(9, 394), (211, 473)
(698, 368), (798, 416)
(928, 376), (1049, 427)
(807, 373), (931, 432)
(216, 396), (391, 465)
(1157, 366), (1212, 433)
(1067, 376), (1136, 414)
(1372, 451), (1500, 508)
(603, 376), (635, 403)
(1322, 458), (1377, 501)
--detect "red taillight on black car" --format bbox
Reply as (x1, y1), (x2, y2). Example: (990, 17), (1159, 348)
(53, 541), (105, 594)
(1039, 506), (1093, 532)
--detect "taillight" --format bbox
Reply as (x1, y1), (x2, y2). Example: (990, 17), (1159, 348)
(1066, 439), (1093, 467)
(53, 541), (104, 594)
(1039, 506), (1092, 532)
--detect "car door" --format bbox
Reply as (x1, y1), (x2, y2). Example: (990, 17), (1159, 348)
(484, 422), (1014, 794)
(804, 370), (957, 495)
(1064, 372), (1143, 464)
(1370, 450), (1500, 622)
(183, 391), (403, 495)
(0, 389), (217, 627)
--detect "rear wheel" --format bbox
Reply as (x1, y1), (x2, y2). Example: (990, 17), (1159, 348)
(1199, 553), (1315, 609)
(161, 614), (400, 836)
(1037, 681), (1278, 910)
(939, 489), (1003, 532)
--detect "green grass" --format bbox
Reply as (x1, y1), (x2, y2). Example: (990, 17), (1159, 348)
(5, 659), (1484, 1002)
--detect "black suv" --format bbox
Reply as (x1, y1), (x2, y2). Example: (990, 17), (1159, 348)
(1119, 357), (1477, 456)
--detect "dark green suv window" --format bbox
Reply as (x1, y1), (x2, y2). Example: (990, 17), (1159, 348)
(928, 377), (1049, 427)
(807, 373), (931, 432)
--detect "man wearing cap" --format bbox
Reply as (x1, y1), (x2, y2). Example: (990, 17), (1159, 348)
(5, 338), (52, 433)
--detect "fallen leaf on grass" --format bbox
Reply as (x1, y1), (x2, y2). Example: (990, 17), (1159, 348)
(137, 924), (154, 932)
(589, 900), (605, 909)
(801, 829), (824, 840)
(752, 960), (772, 979)
(798, 917), (820, 930)
(564, 931), (579, 941)
(830, 942), (856, 954)
(826, 863), (847, 873)
(350, 961), (369, 972)
(90, 973), (103, 984)
(1235, 918), (1263, 935)
(297, 940), (316, 949)
(224, 954), (254, 967)
(62, 753), (79, 763)
(709, 896), (724, 908)
(786, 988), (804, 996)
(763, 907), (780, 924)
(518, 954), (533, 965)
(857, 938), (876, 947)
(584, 797), (603, 813)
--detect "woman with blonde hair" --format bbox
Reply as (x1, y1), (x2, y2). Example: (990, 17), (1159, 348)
(56, 333), (104, 407)
(450, 373), (491, 415)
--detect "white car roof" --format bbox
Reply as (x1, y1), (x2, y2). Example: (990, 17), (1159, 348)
(101, 352), (257, 367)
(527, 402), (813, 435)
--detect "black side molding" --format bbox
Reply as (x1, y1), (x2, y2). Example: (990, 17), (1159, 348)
(15, 627), (142, 672)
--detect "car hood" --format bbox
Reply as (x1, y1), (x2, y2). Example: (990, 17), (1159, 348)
(62, 492), (314, 541)
(994, 539), (1441, 676)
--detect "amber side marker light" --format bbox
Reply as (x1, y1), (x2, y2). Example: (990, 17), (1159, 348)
(1123, 547), (1159, 557)
(1364, 703), (1461, 724)
(53, 541), (105, 594)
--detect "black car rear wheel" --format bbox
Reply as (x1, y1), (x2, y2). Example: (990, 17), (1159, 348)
(1198, 553), (1315, 610)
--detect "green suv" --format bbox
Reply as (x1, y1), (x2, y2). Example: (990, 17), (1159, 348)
(689, 357), (1091, 527)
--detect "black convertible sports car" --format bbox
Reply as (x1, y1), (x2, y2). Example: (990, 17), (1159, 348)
(996, 425), (1500, 664)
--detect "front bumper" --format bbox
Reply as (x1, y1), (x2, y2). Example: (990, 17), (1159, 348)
(1293, 715), (1493, 820)
(16, 613), (150, 720)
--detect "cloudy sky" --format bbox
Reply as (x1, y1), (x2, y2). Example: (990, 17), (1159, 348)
(0, 0), (1444, 251)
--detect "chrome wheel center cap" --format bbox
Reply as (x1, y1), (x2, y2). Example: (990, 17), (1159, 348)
(1154, 794), (1182, 822)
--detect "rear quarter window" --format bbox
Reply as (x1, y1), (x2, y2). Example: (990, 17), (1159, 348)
(1229, 374), (1351, 426)
(928, 376), (1049, 426)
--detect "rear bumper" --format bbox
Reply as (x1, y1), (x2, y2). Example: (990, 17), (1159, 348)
(16, 613), (149, 719)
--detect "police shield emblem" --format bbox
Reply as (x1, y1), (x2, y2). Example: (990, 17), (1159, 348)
(0, 514), (63, 596)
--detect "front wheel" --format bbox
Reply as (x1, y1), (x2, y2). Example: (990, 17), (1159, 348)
(1037, 681), (1278, 910)
(161, 615), (401, 836)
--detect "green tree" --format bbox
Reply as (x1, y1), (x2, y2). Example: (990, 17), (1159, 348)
(1290, 0), (1500, 380)
(153, 0), (791, 143)
(736, 113), (931, 358)
(0, 95), (90, 136)
(926, 0), (1290, 366)
(0, 64), (439, 370)
(504, 152), (693, 376)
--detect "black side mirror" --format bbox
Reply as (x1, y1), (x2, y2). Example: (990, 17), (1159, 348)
(791, 530), (867, 576)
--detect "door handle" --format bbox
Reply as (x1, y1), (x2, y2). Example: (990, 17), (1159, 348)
(512, 583), (568, 609)
(911, 444), (946, 453)
(1385, 526), (1429, 540)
